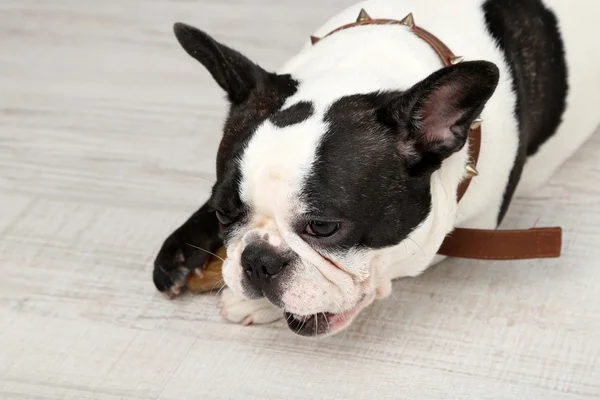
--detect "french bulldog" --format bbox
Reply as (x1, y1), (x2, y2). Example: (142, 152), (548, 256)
(153, 0), (600, 337)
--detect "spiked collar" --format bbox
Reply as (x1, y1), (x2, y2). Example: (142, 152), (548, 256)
(309, 9), (562, 261)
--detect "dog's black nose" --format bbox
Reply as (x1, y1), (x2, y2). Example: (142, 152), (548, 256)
(241, 244), (288, 288)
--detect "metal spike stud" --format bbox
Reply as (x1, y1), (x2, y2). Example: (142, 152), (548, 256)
(399, 13), (415, 28)
(470, 118), (483, 130)
(450, 56), (464, 65)
(356, 9), (372, 22)
(310, 36), (320, 45)
(465, 165), (479, 178)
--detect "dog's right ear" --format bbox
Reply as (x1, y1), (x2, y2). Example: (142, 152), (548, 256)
(173, 23), (277, 105)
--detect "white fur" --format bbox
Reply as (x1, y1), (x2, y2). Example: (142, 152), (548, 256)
(218, 289), (282, 325)
(219, 0), (600, 333)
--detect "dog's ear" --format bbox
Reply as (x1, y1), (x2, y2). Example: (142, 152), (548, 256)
(380, 61), (499, 167)
(173, 23), (276, 104)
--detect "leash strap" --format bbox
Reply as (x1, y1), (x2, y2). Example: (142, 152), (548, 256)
(316, 10), (563, 260)
(438, 227), (562, 259)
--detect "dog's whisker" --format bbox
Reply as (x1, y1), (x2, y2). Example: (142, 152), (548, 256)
(322, 312), (330, 331)
(299, 317), (306, 332)
(335, 300), (350, 341)
(332, 298), (344, 316)
(158, 264), (171, 280)
(299, 314), (309, 334)
(215, 282), (228, 297)
(211, 279), (225, 292)
(185, 243), (225, 262)
(407, 236), (425, 258)
(340, 288), (352, 310)
(195, 175), (216, 185)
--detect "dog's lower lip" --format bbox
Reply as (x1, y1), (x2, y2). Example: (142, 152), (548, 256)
(285, 298), (365, 337)
(284, 310), (353, 337)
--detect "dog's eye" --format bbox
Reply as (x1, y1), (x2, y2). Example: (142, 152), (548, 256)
(215, 210), (233, 226)
(305, 221), (340, 237)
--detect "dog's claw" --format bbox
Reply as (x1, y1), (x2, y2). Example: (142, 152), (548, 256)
(162, 291), (175, 300)
(161, 284), (185, 299)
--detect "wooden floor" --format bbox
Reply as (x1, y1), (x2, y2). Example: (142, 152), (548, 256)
(1, 1), (599, 399)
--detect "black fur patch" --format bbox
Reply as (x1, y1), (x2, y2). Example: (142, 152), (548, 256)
(300, 93), (433, 250)
(298, 62), (498, 251)
(269, 101), (315, 128)
(483, 0), (568, 223)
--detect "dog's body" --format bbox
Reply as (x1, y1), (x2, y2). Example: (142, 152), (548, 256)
(153, 0), (600, 336)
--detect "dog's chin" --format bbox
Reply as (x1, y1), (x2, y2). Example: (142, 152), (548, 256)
(284, 294), (372, 337)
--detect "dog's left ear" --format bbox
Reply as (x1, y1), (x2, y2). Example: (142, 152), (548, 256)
(380, 61), (499, 164)
(173, 23), (287, 105)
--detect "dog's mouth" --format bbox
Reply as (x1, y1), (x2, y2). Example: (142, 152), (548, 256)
(284, 295), (367, 337)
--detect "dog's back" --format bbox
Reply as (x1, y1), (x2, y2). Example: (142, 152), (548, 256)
(477, 0), (600, 213)
(515, 0), (600, 193)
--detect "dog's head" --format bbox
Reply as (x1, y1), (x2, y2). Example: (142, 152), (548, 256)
(174, 23), (499, 336)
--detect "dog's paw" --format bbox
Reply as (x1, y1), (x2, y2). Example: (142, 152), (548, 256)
(218, 288), (282, 325)
(153, 229), (212, 298)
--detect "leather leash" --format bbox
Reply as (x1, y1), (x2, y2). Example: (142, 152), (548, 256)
(312, 9), (562, 260)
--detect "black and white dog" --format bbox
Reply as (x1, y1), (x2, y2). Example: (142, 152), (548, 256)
(153, 0), (599, 337)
